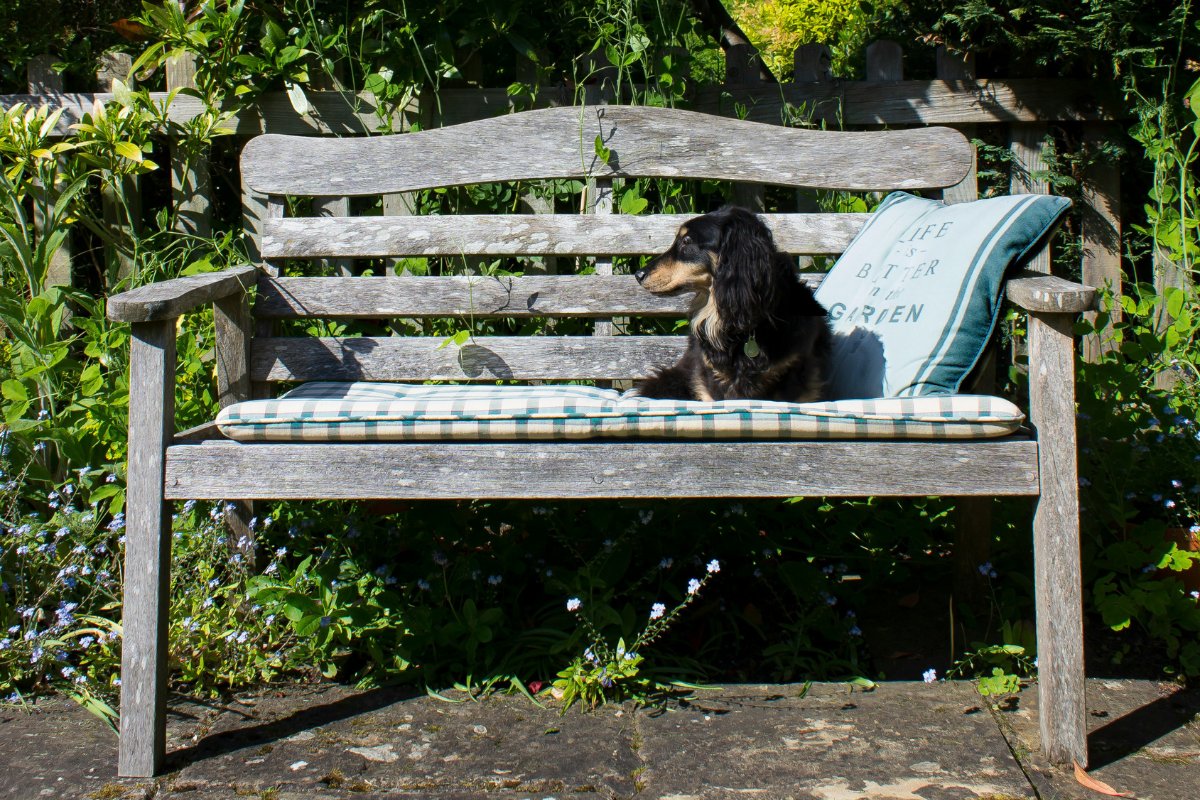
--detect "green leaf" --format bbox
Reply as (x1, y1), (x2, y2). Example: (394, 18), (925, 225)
(1187, 76), (1200, 121)
(1165, 287), (1184, 319)
(114, 141), (143, 162)
(285, 82), (311, 116)
(619, 191), (648, 215)
(2, 379), (28, 402)
(505, 32), (539, 64)
(437, 329), (471, 350)
(593, 135), (611, 165)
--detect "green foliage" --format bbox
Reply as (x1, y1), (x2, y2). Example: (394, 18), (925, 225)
(729, 0), (894, 77)
(3, 0), (1200, 718)
(552, 561), (719, 710)
(1075, 285), (1200, 675)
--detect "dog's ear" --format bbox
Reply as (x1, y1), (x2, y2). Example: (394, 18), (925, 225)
(713, 207), (781, 328)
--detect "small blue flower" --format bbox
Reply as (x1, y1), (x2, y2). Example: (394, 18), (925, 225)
(687, 578), (701, 595)
(487, 574), (502, 586)
(922, 668), (937, 684)
(566, 597), (582, 612)
(706, 559), (721, 574)
(416, 579), (431, 591)
(649, 602), (666, 620)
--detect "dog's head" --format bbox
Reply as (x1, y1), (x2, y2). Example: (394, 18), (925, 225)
(636, 207), (787, 328)
(634, 211), (727, 294)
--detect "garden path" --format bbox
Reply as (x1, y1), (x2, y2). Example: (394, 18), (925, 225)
(1, 679), (1196, 799)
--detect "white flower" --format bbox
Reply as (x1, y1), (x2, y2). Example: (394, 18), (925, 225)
(649, 603), (666, 620)
(922, 668), (937, 684)
(566, 597), (582, 612)
(687, 578), (701, 595)
(706, 559), (720, 574)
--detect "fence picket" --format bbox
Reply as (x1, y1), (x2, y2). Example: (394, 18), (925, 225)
(727, 43), (766, 213)
(936, 48), (979, 206)
(166, 51), (212, 238)
(96, 53), (139, 287)
(1081, 124), (1123, 362)
(26, 55), (73, 292)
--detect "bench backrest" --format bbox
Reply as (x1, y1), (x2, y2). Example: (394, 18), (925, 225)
(239, 106), (972, 386)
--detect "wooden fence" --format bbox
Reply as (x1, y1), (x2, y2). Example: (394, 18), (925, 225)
(2, 39), (1134, 360)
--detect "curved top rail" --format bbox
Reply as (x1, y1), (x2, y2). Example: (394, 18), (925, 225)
(241, 105), (972, 196)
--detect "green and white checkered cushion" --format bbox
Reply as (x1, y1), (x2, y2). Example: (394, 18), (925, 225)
(215, 382), (1025, 442)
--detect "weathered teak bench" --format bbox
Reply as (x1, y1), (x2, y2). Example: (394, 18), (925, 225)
(107, 105), (1095, 776)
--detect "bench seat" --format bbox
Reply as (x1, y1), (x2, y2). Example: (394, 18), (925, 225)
(213, 381), (1026, 442)
(163, 437), (1040, 500)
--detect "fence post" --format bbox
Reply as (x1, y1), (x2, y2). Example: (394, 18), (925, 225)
(864, 40), (902, 81)
(726, 43), (766, 212)
(96, 52), (139, 287)
(936, 47), (979, 205)
(167, 51), (212, 238)
(1080, 124), (1122, 362)
(791, 44), (833, 216)
(310, 68), (353, 276)
(27, 55), (74, 292)
(1153, 246), (1190, 390)
(1009, 124), (1051, 270)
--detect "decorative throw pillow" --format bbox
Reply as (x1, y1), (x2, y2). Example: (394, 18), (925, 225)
(814, 191), (1071, 399)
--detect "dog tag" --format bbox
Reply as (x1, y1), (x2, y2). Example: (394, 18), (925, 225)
(743, 336), (761, 358)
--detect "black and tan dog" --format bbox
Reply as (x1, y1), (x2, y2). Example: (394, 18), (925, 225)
(633, 206), (832, 402)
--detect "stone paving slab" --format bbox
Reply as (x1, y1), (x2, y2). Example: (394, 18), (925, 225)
(3, 679), (1198, 800)
(997, 679), (1200, 800)
(167, 683), (640, 797)
(637, 681), (1034, 800)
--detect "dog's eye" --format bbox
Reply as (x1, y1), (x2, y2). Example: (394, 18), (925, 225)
(681, 235), (692, 245)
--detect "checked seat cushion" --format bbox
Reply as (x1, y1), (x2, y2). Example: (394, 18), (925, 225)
(215, 382), (1025, 442)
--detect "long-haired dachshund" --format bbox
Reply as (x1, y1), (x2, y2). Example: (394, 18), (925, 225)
(633, 206), (832, 402)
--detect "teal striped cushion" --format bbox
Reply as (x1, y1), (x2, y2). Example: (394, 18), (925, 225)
(215, 382), (1025, 442)
(815, 191), (1071, 398)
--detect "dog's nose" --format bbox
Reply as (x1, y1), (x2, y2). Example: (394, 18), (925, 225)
(634, 269), (647, 283)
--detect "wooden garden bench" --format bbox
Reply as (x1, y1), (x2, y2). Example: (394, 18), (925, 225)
(106, 105), (1095, 776)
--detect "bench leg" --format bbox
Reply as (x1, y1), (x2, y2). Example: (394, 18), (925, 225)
(1029, 311), (1087, 767)
(119, 321), (176, 777)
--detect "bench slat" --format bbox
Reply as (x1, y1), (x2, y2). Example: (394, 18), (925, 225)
(164, 439), (1040, 499)
(261, 213), (868, 259)
(241, 106), (972, 196)
(254, 274), (825, 319)
(250, 335), (688, 381)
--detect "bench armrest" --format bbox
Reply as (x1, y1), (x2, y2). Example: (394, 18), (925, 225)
(1006, 271), (1097, 314)
(107, 265), (258, 322)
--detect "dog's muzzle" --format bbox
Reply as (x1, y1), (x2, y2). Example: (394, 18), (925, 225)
(634, 268), (648, 284)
